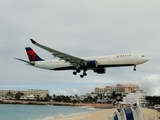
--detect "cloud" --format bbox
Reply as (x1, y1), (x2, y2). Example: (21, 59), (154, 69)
(135, 75), (160, 96)
(0, 1), (160, 96)
(54, 90), (68, 96)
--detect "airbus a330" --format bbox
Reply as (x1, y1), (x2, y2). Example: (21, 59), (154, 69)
(16, 39), (149, 78)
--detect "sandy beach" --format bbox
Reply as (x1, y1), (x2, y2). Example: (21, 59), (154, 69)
(52, 108), (160, 120)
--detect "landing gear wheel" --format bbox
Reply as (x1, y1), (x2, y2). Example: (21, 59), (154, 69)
(133, 65), (136, 71)
(80, 75), (84, 78)
(77, 69), (80, 73)
(73, 71), (77, 75)
(84, 72), (87, 76)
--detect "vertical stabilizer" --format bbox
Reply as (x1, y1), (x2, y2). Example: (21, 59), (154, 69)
(25, 47), (44, 62)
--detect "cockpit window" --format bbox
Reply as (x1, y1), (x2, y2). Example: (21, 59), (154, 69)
(141, 55), (145, 57)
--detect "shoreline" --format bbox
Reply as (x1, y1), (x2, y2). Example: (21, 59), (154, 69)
(0, 100), (114, 109)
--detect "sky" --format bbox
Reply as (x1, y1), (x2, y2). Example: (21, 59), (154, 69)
(0, 1), (160, 96)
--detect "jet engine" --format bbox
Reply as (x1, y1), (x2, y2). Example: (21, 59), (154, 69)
(85, 60), (98, 68)
(94, 68), (106, 74)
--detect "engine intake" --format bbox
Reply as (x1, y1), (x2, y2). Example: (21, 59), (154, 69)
(86, 60), (98, 68)
(94, 68), (106, 74)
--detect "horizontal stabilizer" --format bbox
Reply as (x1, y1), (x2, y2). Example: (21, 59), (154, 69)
(15, 58), (35, 65)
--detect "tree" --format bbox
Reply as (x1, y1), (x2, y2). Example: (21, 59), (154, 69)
(72, 99), (77, 103)
(87, 96), (93, 102)
(146, 96), (160, 105)
(116, 93), (123, 101)
(110, 91), (117, 99)
(44, 94), (52, 102)
(75, 94), (78, 98)
(93, 96), (98, 102)
(35, 95), (41, 101)
(82, 96), (93, 103)
(6, 91), (14, 99)
(15, 92), (23, 100)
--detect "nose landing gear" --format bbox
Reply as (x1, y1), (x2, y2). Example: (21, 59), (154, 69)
(133, 65), (136, 71)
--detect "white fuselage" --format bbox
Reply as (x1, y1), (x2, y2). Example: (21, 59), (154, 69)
(33, 54), (149, 71)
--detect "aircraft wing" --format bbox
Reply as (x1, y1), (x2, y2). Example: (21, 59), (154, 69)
(30, 39), (86, 69)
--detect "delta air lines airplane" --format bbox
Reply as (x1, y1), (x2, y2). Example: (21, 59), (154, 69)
(16, 39), (149, 78)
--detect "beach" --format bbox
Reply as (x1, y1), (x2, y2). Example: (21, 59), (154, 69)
(53, 108), (160, 120)
(142, 108), (160, 120)
(0, 103), (160, 120)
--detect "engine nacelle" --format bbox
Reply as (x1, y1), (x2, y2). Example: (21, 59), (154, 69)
(86, 60), (98, 68)
(94, 68), (106, 74)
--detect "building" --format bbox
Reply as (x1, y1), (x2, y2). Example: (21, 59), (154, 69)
(124, 83), (140, 92)
(120, 90), (147, 106)
(95, 84), (125, 95)
(27, 89), (49, 98)
(80, 93), (97, 100)
(95, 83), (140, 95)
(0, 89), (49, 99)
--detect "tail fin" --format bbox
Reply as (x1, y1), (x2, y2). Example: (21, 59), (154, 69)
(25, 47), (44, 62)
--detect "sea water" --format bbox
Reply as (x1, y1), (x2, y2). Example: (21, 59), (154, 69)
(0, 104), (97, 120)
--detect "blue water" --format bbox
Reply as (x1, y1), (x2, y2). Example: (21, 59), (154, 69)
(0, 104), (97, 120)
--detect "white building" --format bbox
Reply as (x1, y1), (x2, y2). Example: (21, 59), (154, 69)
(120, 90), (147, 106)
(0, 89), (49, 99)
(80, 93), (97, 100)
(27, 89), (49, 98)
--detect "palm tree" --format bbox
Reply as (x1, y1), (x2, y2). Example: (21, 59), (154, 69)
(15, 92), (23, 100)
(35, 95), (40, 101)
(44, 94), (52, 102)
(6, 91), (14, 99)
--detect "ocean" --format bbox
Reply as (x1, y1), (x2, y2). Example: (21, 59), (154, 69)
(0, 104), (97, 120)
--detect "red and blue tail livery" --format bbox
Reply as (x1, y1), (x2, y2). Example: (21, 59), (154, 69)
(25, 47), (43, 62)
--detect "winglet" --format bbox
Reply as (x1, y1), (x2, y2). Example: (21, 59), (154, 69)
(30, 39), (37, 44)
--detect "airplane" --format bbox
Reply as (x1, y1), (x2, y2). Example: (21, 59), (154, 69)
(16, 39), (149, 78)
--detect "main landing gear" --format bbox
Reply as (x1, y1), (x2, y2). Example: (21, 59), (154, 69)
(73, 69), (80, 75)
(73, 69), (87, 78)
(80, 71), (87, 78)
(133, 65), (136, 71)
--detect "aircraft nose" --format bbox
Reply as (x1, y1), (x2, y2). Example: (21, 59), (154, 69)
(145, 57), (150, 62)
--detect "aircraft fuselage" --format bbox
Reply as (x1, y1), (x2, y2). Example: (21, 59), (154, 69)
(34, 54), (149, 71)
